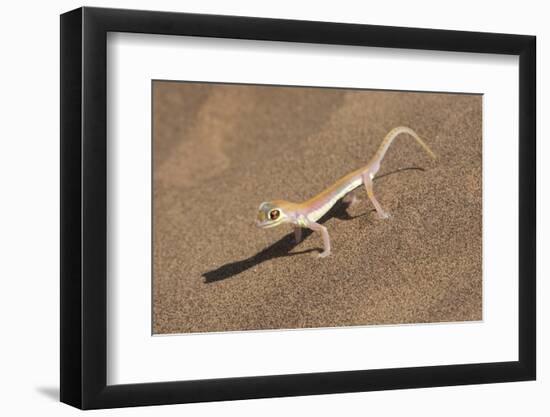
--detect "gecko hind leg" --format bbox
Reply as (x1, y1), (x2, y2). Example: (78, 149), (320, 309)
(294, 226), (302, 244)
(362, 173), (390, 219)
(342, 192), (360, 208)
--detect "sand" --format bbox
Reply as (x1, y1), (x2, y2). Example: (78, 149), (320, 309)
(152, 81), (482, 334)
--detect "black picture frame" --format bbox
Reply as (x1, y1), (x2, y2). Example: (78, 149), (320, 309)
(60, 6), (536, 410)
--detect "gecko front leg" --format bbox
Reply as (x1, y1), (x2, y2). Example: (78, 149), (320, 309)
(307, 220), (331, 258)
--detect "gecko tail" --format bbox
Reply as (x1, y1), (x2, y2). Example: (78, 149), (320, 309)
(370, 126), (436, 170)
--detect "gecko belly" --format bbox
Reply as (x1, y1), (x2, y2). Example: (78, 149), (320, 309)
(306, 176), (363, 222)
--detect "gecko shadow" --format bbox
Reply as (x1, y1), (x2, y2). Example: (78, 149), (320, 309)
(202, 166), (425, 283)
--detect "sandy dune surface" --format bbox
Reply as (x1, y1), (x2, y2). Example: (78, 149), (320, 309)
(152, 81), (482, 334)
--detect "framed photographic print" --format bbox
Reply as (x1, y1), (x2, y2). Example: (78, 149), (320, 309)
(60, 6), (536, 409)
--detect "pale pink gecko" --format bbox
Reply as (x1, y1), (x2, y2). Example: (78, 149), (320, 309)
(255, 126), (436, 258)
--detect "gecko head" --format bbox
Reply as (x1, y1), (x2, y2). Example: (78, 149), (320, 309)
(256, 200), (294, 229)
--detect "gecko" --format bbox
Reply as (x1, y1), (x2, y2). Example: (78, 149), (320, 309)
(255, 126), (436, 258)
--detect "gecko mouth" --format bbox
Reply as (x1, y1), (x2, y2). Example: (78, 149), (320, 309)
(256, 219), (281, 229)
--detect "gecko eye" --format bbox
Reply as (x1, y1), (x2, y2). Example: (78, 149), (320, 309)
(269, 209), (280, 220)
